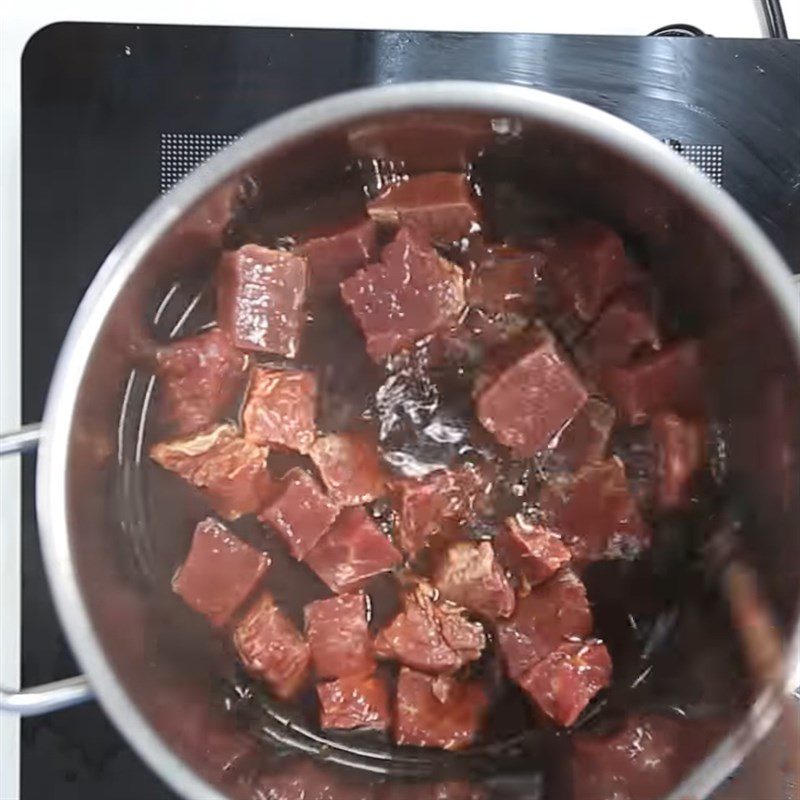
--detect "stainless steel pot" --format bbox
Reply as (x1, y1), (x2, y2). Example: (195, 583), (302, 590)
(2, 82), (799, 800)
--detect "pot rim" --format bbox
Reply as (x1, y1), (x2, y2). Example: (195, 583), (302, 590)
(36, 80), (800, 800)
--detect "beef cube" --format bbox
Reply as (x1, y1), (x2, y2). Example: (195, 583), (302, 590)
(497, 517), (572, 586)
(310, 433), (387, 506)
(154, 328), (248, 436)
(172, 517), (269, 627)
(367, 173), (481, 243)
(474, 328), (588, 457)
(539, 457), (652, 562)
(304, 592), (374, 679)
(259, 468), (339, 560)
(518, 640), (612, 726)
(651, 412), (706, 510)
(340, 227), (466, 360)
(433, 541), (515, 620)
(496, 569), (593, 680)
(151, 423), (271, 520)
(546, 397), (615, 472)
(374, 581), (486, 674)
(233, 593), (310, 699)
(317, 674), (390, 731)
(296, 218), (378, 293)
(242, 367), (317, 453)
(395, 668), (488, 750)
(467, 244), (543, 313)
(547, 221), (632, 323)
(305, 507), (402, 594)
(601, 339), (706, 424)
(217, 244), (307, 357)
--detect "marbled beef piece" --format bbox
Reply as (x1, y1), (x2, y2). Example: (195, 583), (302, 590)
(467, 243), (543, 313)
(154, 328), (248, 436)
(172, 517), (269, 628)
(545, 397), (616, 472)
(367, 173), (481, 243)
(539, 457), (652, 562)
(310, 432), (387, 506)
(340, 227), (466, 361)
(651, 412), (707, 510)
(496, 517), (572, 586)
(242, 367), (317, 453)
(374, 581), (485, 674)
(394, 669), (489, 751)
(496, 569), (592, 681)
(474, 327), (588, 457)
(317, 674), (391, 731)
(433, 541), (515, 620)
(150, 423), (271, 520)
(259, 468), (339, 561)
(233, 592), (310, 700)
(217, 244), (307, 357)
(518, 640), (612, 726)
(305, 507), (402, 594)
(304, 592), (374, 679)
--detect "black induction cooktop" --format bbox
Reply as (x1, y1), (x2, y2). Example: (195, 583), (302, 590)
(19, 22), (800, 800)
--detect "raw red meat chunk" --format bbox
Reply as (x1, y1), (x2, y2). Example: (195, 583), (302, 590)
(496, 517), (572, 586)
(305, 507), (402, 594)
(340, 227), (466, 360)
(233, 592), (310, 699)
(296, 217), (378, 293)
(259, 468), (339, 560)
(474, 328), (588, 457)
(242, 367), (317, 453)
(651, 412), (706, 510)
(317, 674), (390, 731)
(310, 433), (387, 506)
(601, 339), (706, 424)
(395, 668), (489, 750)
(546, 397), (615, 471)
(539, 457), (652, 562)
(496, 569), (593, 680)
(433, 541), (515, 620)
(374, 581), (486, 674)
(304, 592), (374, 679)
(367, 173), (480, 243)
(150, 423), (271, 520)
(217, 244), (308, 357)
(154, 328), (248, 436)
(172, 517), (269, 628)
(546, 221), (633, 323)
(518, 640), (612, 726)
(467, 244), (543, 313)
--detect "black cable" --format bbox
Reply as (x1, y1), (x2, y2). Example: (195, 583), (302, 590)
(761, 0), (788, 38)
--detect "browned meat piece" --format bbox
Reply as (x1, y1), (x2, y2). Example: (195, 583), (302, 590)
(539, 457), (652, 562)
(233, 593), (310, 700)
(496, 517), (572, 586)
(172, 517), (269, 628)
(433, 541), (515, 620)
(394, 668), (489, 750)
(467, 244), (543, 313)
(259, 468), (339, 561)
(296, 217), (378, 294)
(317, 674), (390, 731)
(367, 173), (481, 243)
(546, 397), (616, 471)
(518, 640), (612, 726)
(309, 432), (387, 506)
(601, 339), (706, 424)
(150, 423), (271, 520)
(474, 328), (588, 457)
(242, 367), (317, 453)
(304, 592), (374, 679)
(217, 244), (307, 357)
(651, 412), (706, 510)
(305, 507), (402, 594)
(496, 569), (592, 680)
(340, 227), (466, 361)
(154, 328), (248, 436)
(374, 581), (485, 674)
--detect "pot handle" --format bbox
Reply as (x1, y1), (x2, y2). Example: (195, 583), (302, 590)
(0, 423), (94, 716)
